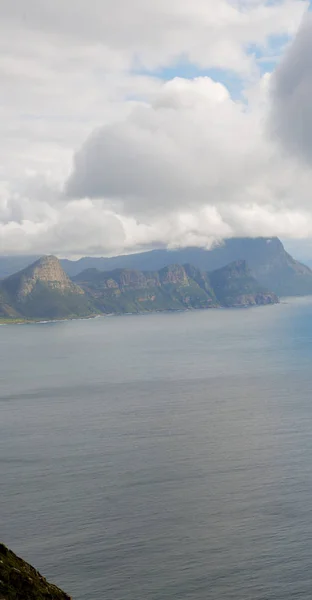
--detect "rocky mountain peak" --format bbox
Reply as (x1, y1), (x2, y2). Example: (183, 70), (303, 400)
(3, 255), (84, 301)
(26, 255), (73, 287)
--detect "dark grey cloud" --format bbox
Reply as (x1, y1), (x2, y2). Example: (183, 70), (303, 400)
(270, 14), (312, 162)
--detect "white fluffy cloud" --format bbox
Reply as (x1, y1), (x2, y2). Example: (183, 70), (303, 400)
(0, 0), (312, 257)
(66, 72), (312, 242)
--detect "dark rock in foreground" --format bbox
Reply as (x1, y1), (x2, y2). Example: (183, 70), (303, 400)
(0, 543), (71, 600)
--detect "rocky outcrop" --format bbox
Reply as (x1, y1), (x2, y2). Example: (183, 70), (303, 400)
(0, 543), (71, 600)
(158, 265), (189, 285)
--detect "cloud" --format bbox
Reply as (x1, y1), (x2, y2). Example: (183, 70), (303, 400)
(1, 0), (312, 257)
(67, 77), (244, 212)
(2, 0), (306, 73)
(4, 70), (312, 257)
(67, 76), (272, 217)
(270, 13), (312, 163)
(66, 74), (312, 225)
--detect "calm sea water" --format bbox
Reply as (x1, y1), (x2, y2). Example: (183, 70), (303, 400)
(2, 300), (312, 599)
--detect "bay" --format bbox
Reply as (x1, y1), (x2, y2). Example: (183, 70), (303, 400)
(1, 299), (312, 599)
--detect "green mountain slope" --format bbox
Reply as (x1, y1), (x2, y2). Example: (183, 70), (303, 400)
(74, 264), (218, 313)
(74, 261), (277, 314)
(0, 543), (71, 600)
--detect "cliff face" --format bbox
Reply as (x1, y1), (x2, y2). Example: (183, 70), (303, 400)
(0, 543), (71, 600)
(159, 265), (189, 285)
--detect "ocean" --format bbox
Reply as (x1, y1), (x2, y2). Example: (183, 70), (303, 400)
(2, 299), (312, 599)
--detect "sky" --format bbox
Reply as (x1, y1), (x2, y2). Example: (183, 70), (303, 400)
(1, 0), (312, 259)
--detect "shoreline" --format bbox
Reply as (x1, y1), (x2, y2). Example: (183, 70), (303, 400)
(0, 314), (102, 326)
(0, 301), (282, 326)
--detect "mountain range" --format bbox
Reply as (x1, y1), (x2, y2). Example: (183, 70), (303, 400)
(62, 237), (312, 298)
(1, 237), (312, 297)
(0, 255), (278, 321)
